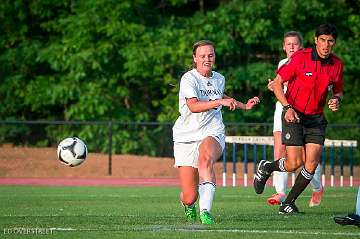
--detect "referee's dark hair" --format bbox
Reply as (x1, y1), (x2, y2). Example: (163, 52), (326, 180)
(315, 24), (338, 40)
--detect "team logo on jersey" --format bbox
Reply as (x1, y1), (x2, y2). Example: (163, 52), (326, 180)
(305, 72), (313, 76)
(207, 81), (212, 86)
(285, 132), (291, 140)
(199, 89), (222, 96)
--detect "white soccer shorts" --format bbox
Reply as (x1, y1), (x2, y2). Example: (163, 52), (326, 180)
(273, 101), (283, 132)
(173, 135), (225, 168)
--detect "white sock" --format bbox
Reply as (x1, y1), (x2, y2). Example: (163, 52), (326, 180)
(356, 187), (360, 216)
(310, 164), (322, 192)
(198, 182), (216, 213)
(274, 171), (288, 194)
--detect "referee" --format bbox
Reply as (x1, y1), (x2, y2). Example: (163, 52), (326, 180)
(253, 23), (344, 214)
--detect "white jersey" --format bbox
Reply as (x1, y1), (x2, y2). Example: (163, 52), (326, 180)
(173, 68), (225, 142)
(273, 58), (289, 132)
(277, 58), (288, 93)
(277, 58), (288, 69)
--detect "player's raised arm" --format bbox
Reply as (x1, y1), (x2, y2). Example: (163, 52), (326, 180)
(186, 97), (223, 112)
(244, 96), (260, 110)
(223, 94), (260, 111)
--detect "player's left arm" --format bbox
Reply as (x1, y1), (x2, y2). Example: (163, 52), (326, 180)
(328, 92), (343, 112)
(223, 94), (260, 111)
(328, 64), (344, 112)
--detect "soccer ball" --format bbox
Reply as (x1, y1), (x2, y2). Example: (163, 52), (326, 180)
(57, 137), (88, 167)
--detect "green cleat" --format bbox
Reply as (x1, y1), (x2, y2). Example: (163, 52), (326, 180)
(184, 204), (197, 222)
(200, 210), (215, 225)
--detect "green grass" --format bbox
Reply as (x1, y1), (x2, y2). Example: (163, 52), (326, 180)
(0, 185), (359, 238)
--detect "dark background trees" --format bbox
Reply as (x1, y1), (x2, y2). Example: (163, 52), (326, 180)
(1, 0), (359, 154)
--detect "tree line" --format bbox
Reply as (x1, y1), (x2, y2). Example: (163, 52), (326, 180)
(1, 0), (359, 154)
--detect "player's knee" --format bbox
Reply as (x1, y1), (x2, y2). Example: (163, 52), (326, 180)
(198, 154), (213, 170)
(285, 158), (303, 171)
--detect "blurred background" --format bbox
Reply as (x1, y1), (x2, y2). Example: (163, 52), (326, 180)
(0, 0), (359, 180)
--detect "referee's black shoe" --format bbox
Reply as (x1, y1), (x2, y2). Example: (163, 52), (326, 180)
(334, 214), (360, 227)
(279, 202), (300, 214)
(253, 160), (271, 194)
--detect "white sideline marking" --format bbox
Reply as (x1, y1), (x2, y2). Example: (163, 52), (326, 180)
(22, 227), (360, 237)
(139, 226), (360, 236)
(50, 228), (77, 231)
(50, 228), (94, 232)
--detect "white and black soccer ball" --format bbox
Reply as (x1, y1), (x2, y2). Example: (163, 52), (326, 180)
(57, 137), (88, 167)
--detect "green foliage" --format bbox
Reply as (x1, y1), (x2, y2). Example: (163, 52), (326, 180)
(0, 0), (359, 154)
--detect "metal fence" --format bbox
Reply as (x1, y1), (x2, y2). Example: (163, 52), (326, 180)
(0, 120), (359, 177)
(223, 136), (358, 187)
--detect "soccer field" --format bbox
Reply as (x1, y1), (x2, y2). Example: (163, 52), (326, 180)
(0, 186), (359, 239)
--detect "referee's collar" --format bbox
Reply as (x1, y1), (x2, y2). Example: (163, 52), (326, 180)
(311, 47), (333, 65)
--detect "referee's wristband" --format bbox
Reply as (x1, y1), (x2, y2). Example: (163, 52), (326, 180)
(283, 104), (292, 112)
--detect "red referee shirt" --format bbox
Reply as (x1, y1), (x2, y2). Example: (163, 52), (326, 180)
(277, 47), (344, 115)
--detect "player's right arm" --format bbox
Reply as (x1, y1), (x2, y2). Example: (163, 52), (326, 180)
(273, 74), (299, 123)
(186, 97), (237, 113)
(328, 63), (344, 112)
(273, 74), (288, 106)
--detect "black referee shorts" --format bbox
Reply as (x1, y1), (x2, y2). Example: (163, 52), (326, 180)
(281, 110), (328, 146)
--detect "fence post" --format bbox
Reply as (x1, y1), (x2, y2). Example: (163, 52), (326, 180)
(222, 145), (227, 187)
(340, 143), (344, 187)
(330, 143), (335, 187)
(321, 146), (326, 187)
(350, 144), (354, 187)
(243, 144), (248, 187)
(108, 121), (113, 176)
(232, 143), (237, 187)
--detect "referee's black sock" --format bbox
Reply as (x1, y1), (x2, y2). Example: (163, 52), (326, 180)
(284, 167), (314, 204)
(264, 157), (287, 173)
